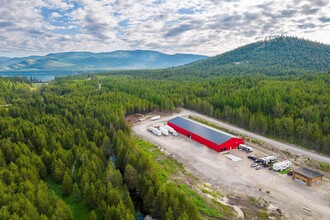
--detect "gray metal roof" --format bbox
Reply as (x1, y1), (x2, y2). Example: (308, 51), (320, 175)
(168, 117), (234, 145)
(294, 167), (324, 179)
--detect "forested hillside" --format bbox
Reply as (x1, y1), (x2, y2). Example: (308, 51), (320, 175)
(0, 78), (206, 219)
(177, 36), (330, 76)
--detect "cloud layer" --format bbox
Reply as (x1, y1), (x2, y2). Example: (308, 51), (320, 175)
(0, 0), (329, 57)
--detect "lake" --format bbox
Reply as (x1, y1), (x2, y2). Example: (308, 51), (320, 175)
(0, 70), (89, 82)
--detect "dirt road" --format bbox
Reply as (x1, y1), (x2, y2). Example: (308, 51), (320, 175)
(178, 108), (330, 164)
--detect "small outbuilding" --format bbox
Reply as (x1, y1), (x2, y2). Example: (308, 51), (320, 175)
(292, 167), (324, 186)
(167, 117), (244, 152)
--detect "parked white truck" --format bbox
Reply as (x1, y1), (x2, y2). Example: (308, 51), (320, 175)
(165, 125), (177, 136)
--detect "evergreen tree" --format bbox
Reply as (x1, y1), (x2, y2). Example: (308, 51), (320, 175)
(89, 210), (97, 220)
(124, 163), (138, 191)
(72, 183), (80, 201)
(62, 171), (73, 196)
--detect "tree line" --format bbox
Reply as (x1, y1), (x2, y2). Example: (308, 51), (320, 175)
(97, 73), (330, 155)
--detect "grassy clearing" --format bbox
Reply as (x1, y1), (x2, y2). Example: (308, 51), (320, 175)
(178, 184), (235, 219)
(45, 177), (92, 220)
(135, 138), (236, 219)
(304, 158), (330, 173)
(319, 162), (330, 172)
(135, 139), (169, 182)
(279, 169), (289, 174)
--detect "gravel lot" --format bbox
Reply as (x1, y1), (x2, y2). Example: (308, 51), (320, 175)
(133, 111), (330, 220)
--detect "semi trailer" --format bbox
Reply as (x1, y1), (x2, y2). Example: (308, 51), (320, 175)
(148, 127), (161, 136)
(159, 125), (169, 136)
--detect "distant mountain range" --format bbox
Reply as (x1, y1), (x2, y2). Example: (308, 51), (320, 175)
(1, 37), (329, 76)
(0, 50), (208, 72)
(0, 57), (10, 63)
(178, 36), (330, 76)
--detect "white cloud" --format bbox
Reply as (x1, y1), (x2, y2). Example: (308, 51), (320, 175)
(0, 0), (329, 57)
(50, 12), (61, 18)
(46, 0), (74, 10)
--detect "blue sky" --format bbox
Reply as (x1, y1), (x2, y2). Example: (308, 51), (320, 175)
(0, 0), (329, 57)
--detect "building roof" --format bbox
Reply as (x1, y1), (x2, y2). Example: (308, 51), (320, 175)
(168, 117), (237, 145)
(294, 167), (324, 179)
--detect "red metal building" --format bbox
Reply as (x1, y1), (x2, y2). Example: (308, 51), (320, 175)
(167, 117), (244, 152)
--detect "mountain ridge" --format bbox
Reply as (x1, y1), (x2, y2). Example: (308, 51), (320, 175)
(1, 37), (330, 76)
(177, 36), (330, 76)
(0, 50), (208, 71)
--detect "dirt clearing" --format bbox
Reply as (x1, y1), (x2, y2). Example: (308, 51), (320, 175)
(132, 110), (330, 220)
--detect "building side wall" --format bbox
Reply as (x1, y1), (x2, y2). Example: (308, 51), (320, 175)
(220, 138), (244, 151)
(293, 172), (310, 185)
(311, 176), (323, 184)
(190, 132), (220, 152)
(293, 172), (323, 186)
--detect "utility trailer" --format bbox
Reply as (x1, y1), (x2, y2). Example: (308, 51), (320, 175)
(238, 144), (253, 153)
(165, 125), (177, 136)
(148, 127), (161, 136)
(151, 115), (161, 121)
(260, 155), (278, 165)
(272, 160), (292, 171)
